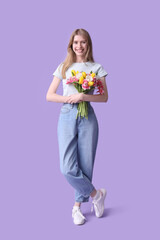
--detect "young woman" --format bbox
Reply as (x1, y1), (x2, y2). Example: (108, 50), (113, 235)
(46, 28), (108, 225)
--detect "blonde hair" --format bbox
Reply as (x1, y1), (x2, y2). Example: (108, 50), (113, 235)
(59, 28), (95, 79)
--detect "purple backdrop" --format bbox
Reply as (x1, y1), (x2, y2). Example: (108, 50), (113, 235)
(1, 0), (160, 239)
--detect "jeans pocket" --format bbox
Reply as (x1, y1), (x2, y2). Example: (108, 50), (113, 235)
(60, 106), (71, 114)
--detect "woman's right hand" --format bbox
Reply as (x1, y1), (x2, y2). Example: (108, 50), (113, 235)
(65, 93), (84, 104)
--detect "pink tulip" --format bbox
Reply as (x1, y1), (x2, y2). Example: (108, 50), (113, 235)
(82, 80), (90, 90)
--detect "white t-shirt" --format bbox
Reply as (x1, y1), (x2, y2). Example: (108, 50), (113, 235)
(53, 61), (108, 96)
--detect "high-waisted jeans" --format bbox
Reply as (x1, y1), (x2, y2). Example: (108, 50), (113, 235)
(57, 102), (99, 202)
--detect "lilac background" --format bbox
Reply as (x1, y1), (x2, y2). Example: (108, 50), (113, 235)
(0, 0), (160, 239)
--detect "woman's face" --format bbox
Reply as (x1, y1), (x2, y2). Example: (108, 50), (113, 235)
(72, 35), (88, 58)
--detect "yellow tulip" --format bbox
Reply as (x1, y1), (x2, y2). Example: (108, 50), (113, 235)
(82, 72), (86, 78)
(76, 71), (79, 74)
(91, 73), (96, 78)
(71, 70), (76, 76)
(79, 76), (84, 84)
(88, 81), (94, 86)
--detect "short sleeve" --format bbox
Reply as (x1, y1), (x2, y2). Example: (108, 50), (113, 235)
(97, 64), (108, 78)
(52, 63), (63, 80)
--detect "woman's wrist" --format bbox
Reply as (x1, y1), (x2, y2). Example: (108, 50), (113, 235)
(81, 93), (86, 101)
(81, 93), (85, 101)
(64, 96), (69, 103)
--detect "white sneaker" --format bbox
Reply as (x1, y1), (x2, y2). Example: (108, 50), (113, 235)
(91, 189), (107, 218)
(72, 206), (86, 225)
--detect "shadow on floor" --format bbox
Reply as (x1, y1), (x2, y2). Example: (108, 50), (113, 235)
(83, 205), (126, 220)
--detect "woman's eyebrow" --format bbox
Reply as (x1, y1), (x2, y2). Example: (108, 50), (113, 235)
(74, 40), (86, 42)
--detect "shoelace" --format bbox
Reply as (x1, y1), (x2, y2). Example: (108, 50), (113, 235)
(73, 208), (86, 220)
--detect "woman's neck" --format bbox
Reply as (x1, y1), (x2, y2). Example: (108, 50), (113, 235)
(75, 56), (87, 63)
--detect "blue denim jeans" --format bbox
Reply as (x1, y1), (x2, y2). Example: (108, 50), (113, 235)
(57, 102), (99, 202)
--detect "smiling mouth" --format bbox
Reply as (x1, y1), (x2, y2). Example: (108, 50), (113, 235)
(76, 49), (84, 52)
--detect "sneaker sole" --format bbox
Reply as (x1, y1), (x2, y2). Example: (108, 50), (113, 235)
(73, 219), (85, 225)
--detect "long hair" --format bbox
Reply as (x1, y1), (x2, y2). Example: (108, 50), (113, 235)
(60, 28), (95, 79)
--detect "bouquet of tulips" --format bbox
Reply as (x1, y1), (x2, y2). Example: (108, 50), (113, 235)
(66, 70), (104, 119)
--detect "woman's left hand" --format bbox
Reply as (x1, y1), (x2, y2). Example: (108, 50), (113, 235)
(67, 93), (84, 104)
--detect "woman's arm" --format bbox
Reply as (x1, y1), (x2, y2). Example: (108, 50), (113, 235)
(46, 76), (69, 103)
(67, 77), (108, 103)
(46, 76), (108, 104)
(84, 77), (108, 102)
